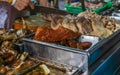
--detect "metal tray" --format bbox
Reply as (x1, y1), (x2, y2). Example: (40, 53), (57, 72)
(22, 29), (120, 75)
(23, 38), (89, 75)
(16, 56), (81, 75)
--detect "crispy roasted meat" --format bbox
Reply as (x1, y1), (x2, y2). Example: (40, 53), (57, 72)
(51, 15), (63, 30)
(76, 17), (93, 34)
(68, 40), (77, 48)
(34, 26), (92, 50)
(34, 26), (80, 43)
(80, 42), (92, 50)
(77, 43), (83, 50)
(49, 10), (120, 38)
(59, 40), (68, 46)
(68, 40), (92, 50)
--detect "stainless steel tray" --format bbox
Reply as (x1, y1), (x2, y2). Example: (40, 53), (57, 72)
(22, 29), (120, 75)
(16, 57), (77, 75)
(23, 39), (89, 75)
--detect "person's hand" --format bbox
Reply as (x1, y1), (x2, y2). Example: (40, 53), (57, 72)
(39, 0), (50, 7)
(14, 0), (34, 11)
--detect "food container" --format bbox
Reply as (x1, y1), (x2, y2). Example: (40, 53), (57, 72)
(22, 29), (120, 74)
(16, 56), (85, 75)
(23, 35), (99, 75)
(65, 2), (113, 14)
(14, 14), (50, 32)
(23, 39), (89, 75)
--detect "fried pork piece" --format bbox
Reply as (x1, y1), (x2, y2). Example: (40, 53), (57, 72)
(68, 40), (77, 48)
(68, 40), (92, 50)
(79, 42), (92, 50)
(51, 15), (63, 30)
(76, 17), (93, 34)
(34, 26), (80, 43)
(49, 10), (120, 38)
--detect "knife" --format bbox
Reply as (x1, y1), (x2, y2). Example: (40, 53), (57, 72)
(33, 5), (69, 15)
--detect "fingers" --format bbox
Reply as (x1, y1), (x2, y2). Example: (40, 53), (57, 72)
(14, 0), (33, 11)
(28, 1), (34, 9)
(39, 0), (50, 7)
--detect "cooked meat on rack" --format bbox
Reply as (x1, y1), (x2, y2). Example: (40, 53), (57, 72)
(34, 26), (81, 43)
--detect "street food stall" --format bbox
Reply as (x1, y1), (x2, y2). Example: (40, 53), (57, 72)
(0, 0), (120, 75)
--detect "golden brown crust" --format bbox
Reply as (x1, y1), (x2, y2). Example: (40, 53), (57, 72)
(14, 23), (38, 32)
(34, 26), (81, 43)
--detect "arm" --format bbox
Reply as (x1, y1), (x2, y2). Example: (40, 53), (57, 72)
(14, 0), (34, 11)
(0, 0), (34, 11)
(14, 0), (29, 10)
(38, 0), (50, 7)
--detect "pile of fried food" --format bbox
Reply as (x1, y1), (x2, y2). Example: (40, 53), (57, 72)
(0, 19), (34, 43)
(70, 1), (103, 9)
(0, 41), (34, 75)
(34, 10), (120, 50)
(0, 41), (51, 75)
